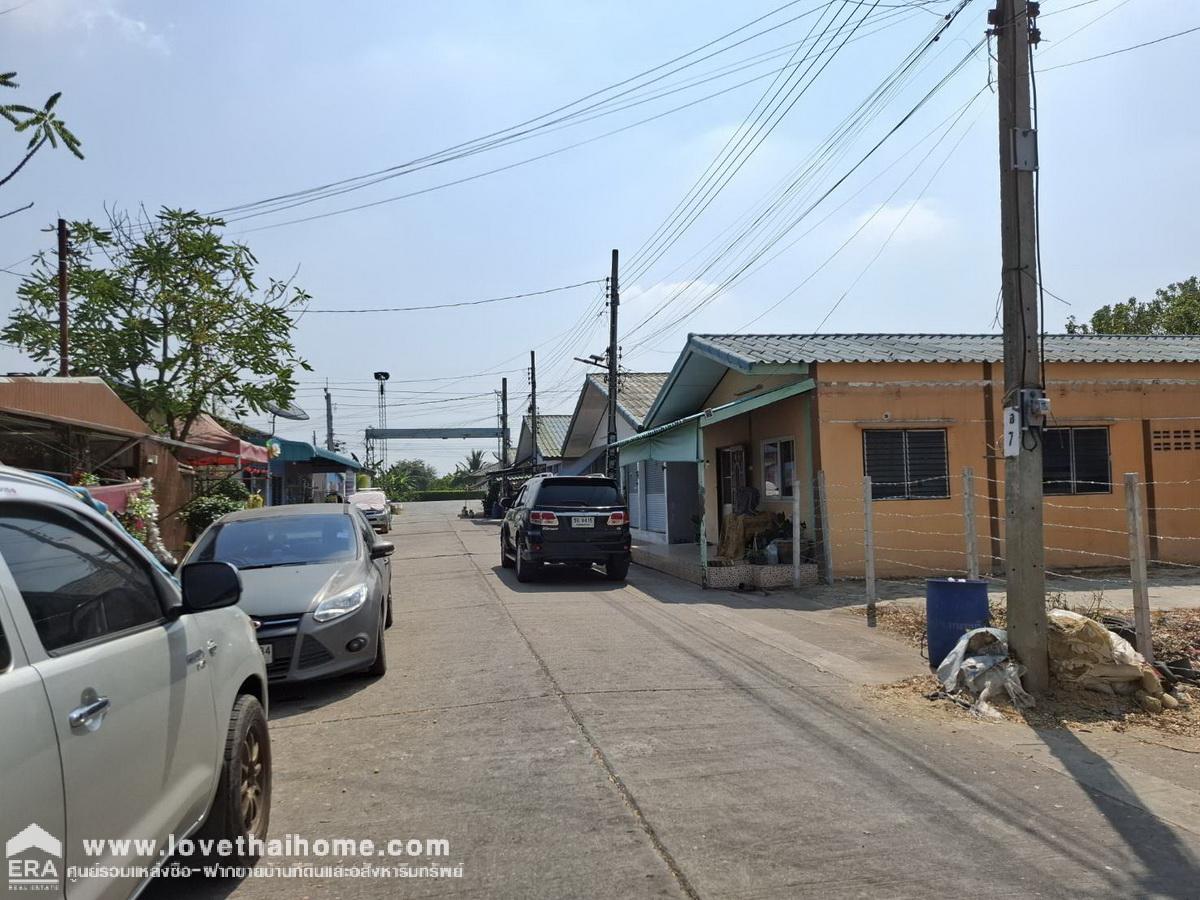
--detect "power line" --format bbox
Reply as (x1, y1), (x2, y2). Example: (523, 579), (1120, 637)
(303, 279), (602, 313)
(1041, 22), (1200, 70)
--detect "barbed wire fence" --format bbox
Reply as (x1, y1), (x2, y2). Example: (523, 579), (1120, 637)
(799, 469), (1200, 663)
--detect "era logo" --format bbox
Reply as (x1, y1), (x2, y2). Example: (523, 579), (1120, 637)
(5, 824), (60, 891)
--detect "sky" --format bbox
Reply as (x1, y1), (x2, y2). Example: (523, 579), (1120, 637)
(2, 0), (1197, 472)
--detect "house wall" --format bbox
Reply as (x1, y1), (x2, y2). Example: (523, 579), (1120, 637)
(698, 371), (814, 548)
(814, 360), (1200, 578)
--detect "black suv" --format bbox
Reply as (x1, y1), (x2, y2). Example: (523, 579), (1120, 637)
(500, 475), (631, 582)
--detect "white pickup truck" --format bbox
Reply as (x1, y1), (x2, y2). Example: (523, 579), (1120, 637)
(0, 467), (272, 899)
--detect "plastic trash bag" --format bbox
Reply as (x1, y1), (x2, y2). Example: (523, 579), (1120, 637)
(935, 627), (1035, 720)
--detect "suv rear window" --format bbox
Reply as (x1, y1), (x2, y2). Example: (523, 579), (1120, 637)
(535, 481), (621, 507)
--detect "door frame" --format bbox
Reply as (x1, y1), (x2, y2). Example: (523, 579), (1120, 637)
(715, 445), (748, 534)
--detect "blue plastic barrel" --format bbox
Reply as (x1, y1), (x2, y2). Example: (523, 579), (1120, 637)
(926, 578), (990, 669)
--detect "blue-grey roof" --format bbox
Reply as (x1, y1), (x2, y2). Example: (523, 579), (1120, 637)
(691, 333), (1200, 365)
(522, 414), (571, 458)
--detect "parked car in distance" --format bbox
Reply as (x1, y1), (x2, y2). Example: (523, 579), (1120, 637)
(0, 466), (271, 900)
(182, 503), (395, 682)
(350, 488), (392, 533)
(499, 475), (631, 582)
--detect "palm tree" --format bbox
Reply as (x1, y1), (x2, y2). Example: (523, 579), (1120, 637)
(2, 73), (83, 191)
(461, 449), (487, 476)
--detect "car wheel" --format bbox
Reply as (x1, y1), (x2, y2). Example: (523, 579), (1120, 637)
(365, 605), (388, 676)
(198, 694), (271, 856)
(605, 557), (630, 582)
(500, 529), (514, 568)
(514, 536), (539, 583)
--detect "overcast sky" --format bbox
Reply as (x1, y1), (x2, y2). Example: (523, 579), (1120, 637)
(3, 0), (1197, 472)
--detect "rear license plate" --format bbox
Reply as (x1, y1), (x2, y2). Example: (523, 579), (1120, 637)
(572, 516), (595, 528)
(259, 643), (274, 664)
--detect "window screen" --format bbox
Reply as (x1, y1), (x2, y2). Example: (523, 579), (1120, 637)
(1043, 427), (1111, 495)
(0, 507), (163, 653)
(863, 429), (949, 500)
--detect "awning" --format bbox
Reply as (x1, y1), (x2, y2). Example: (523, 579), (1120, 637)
(178, 414), (270, 469)
(271, 439), (362, 471)
(614, 378), (814, 465)
(87, 480), (144, 515)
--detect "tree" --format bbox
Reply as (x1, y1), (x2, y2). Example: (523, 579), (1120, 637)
(1066, 277), (1200, 335)
(1, 71), (82, 195)
(3, 207), (311, 440)
(458, 449), (488, 477)
(378, 459), (437, 497)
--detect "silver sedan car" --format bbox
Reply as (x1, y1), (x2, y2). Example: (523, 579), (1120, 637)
(183, 503), (395, 682)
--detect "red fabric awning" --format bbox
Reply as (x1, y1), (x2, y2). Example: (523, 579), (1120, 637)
(178, 414), (270, 468)
(88, 481), (143, 515)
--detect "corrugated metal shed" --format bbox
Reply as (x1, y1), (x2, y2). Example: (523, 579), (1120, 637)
(691, 333), (1200, 366)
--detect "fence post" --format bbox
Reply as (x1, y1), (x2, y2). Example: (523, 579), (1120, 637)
(963, 467), (979, 580)
(817, 471), (834, 585)
(792, 479), (802, 589)
(863, 475), (876, 612)
(1124, 472), (1154, 665)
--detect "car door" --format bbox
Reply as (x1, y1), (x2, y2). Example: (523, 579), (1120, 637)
(0, 503), (218, 900)
(0, 587), (66, 898)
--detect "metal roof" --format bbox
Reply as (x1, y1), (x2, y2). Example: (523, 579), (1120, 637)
(521, 414), (571, 458)
(690, 333), (1200, 365)
(585, 372), (669, 425)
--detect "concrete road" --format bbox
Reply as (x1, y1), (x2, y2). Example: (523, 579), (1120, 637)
(161, 500), (1200, 899)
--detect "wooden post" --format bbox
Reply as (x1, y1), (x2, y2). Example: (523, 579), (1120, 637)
(1124, 472), (1154, 665)
(792, 478), (802, 589)
(863, 475), (876, 611)
(817, 471), (833, 585)
(963, 467), (979, 580)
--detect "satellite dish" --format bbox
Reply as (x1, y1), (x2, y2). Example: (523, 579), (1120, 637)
(264, 400), (309, 421)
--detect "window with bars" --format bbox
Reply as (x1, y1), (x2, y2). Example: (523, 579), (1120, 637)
(862, 429), (949, 500)
(1043, 427), (1111, 495)
(761, 438), (795, 498)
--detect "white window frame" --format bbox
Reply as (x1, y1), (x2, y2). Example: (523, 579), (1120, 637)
(760, 436), (795, 499)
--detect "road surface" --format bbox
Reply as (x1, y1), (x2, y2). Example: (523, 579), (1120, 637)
(162, 500), (1200, 899)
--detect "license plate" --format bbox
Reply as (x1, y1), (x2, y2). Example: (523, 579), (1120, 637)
(572, 516), (595, 528)
(259, 643), (274, 664)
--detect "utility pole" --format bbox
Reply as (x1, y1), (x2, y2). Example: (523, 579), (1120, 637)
(606, 248), (620, 478)
(991, 0), (1049, 691)
(529, 351), (539, 467)
(500, 377), (510, 465)
(57, 218), (69, 377)
(324, 385), (335, 451)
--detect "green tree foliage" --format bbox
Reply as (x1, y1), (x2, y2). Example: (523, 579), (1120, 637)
(3, 207), (312, 440)
(1066, 277), (1200, 335)
(180, 474), (249, 533)
(1, 70), (82, 191)
(377, 459), (437, 499)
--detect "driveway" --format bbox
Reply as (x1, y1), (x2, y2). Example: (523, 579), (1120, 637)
(159, 499), (1200, 899)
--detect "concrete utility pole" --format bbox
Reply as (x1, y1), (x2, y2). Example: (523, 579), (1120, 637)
(529, 351), (539, 466)
(991, 0), (1049, 691)
(57, 218), (69, 377)
(606, 248), (620, 478)
(500, 377), (510, 465)
(324, 386), (335, 451)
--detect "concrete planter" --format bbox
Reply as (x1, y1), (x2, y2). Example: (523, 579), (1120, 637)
(704, 562), (754, 590)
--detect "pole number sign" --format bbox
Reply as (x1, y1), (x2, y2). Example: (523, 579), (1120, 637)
(1003, 407), (1020, 457)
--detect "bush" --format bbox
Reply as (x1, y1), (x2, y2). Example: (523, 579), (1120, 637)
(180, 494), (245, 533)
(410, 490), (485, 502)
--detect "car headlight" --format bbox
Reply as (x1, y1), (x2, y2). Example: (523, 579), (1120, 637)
(312, 584), (369, 623)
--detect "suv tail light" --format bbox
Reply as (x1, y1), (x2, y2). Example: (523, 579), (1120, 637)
(607, 511), (628, 526)
(530, 510), (559, 526)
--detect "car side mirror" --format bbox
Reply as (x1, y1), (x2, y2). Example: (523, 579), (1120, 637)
(370, 541), (395, 559)
(500, 497), (514, 510)
(180, 561), (242, 613)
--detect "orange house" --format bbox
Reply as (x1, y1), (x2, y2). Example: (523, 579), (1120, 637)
(614, 334), (1200, 582)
